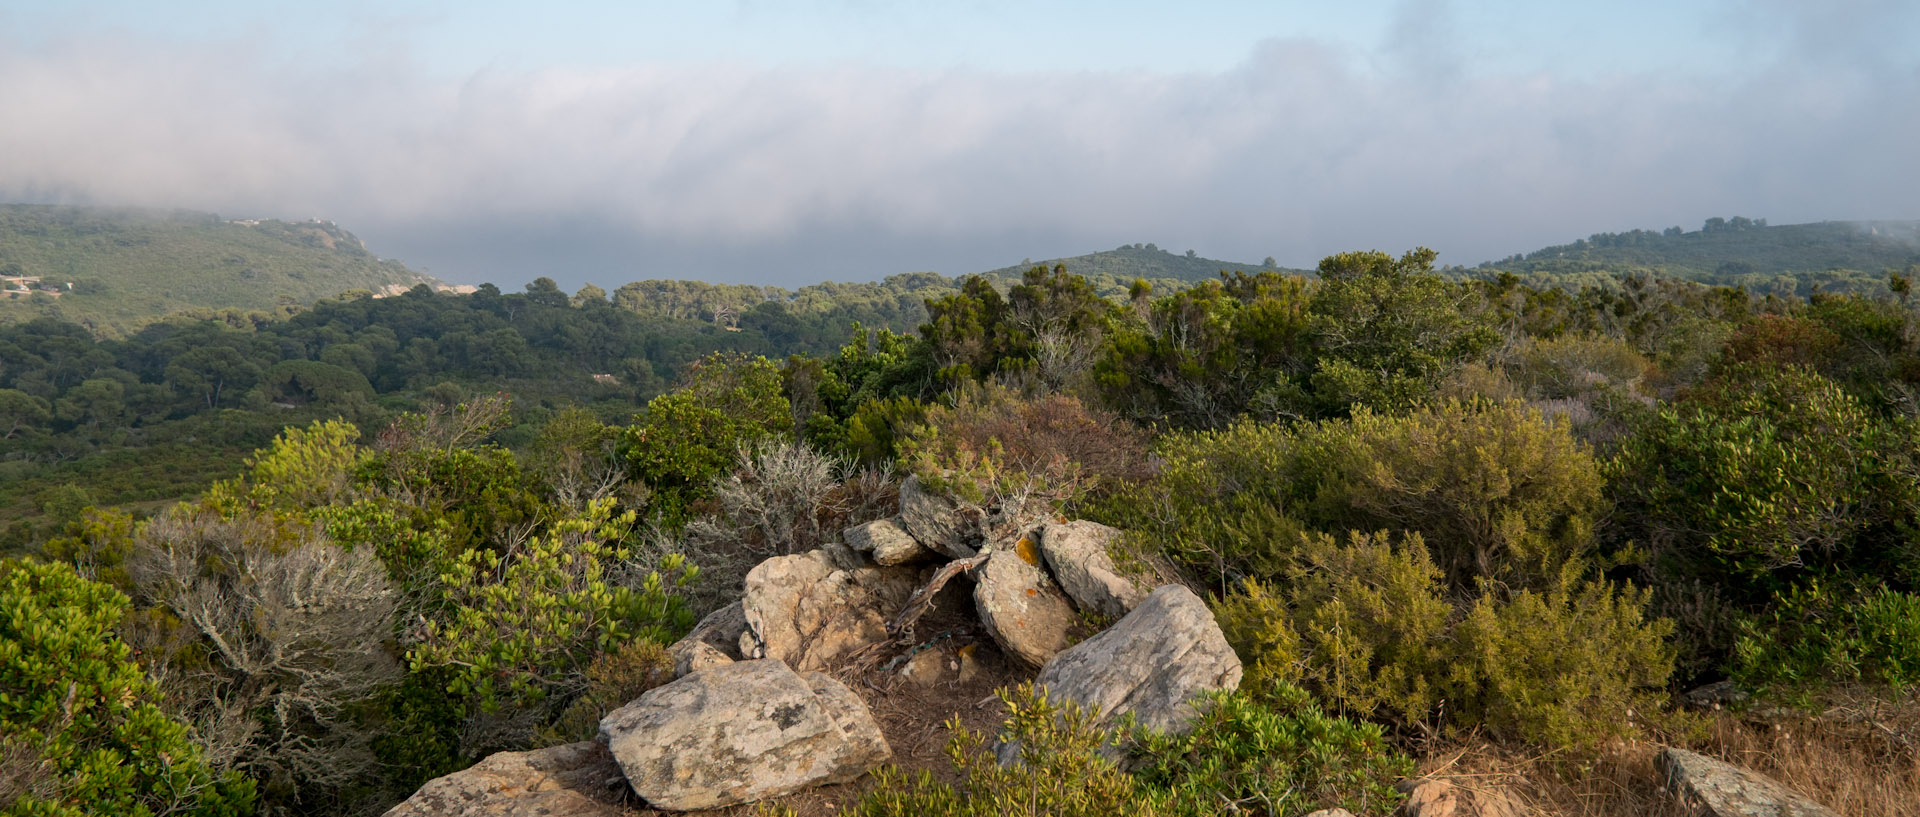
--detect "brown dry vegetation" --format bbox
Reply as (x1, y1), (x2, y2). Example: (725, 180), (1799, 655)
(1407, 687), (1920, 817)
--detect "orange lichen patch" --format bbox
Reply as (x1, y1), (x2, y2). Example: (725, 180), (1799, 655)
(1015, 536), (1042, 566)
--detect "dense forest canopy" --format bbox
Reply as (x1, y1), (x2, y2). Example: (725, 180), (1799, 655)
(10, 224), (1920, 815)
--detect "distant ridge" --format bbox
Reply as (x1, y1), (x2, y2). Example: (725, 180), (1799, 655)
(978, 243), (1307, 285)
(1476, 218), (1920, 293)
(0, 205), (440, 335)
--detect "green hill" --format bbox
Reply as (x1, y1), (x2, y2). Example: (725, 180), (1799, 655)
(979, 243), (1306, 287)
(0, 205), (437, 335)
(1475, 217), (1920, 294)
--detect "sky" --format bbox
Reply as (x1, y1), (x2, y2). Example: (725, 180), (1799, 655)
(1, 1), (1917, 291)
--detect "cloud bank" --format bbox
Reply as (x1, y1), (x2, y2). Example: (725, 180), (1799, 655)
(1, 21), (1916, 289)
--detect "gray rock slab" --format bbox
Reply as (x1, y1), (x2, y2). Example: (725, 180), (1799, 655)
(597, 659), (890, 811)
(381, 741), (627, 817)
(1657, 748), (1839, 817)
(1037, 520), (1147, 619)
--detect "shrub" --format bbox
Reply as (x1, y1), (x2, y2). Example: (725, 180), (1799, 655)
(128, 506), (401, 804)
(0, 558), (255, 817)
(1612, 363), (1917, 593)
(620, 353), (791, 525)
(409, 498), (696, 715)
(1453, 577), (1673, 747)
(1134, 683), (1411, 817)
(1282, 532), (1455, 727)
(841, 682), (1409, 817)
(904, 384), (1150, 497)
(1214, 530), (1674, 748)
(1120, 400), (1605, 594)
(1505, 333), (1649, 399)
(845, 684), (1150, 817)
(1732, 581), (1920, 693)
(536, 640), (676, 746)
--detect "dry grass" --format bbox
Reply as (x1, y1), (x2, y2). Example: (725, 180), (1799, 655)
(1409, 687), (1920, 817)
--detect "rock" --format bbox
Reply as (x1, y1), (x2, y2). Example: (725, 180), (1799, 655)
(667, 601), (746, 678)
(973, 545), (1077, 666)
(382, 741), (627, 817)
(737, 550), (919, 671)
(844, 517), (940, 566)
(955, 643), (985, 683)
(898, 475), (980, 558)
(896, 648), (952, 686)
(1657, 747), (1840, 817)
(1037, 521), (1147, 619)
(598, 659), (890, 811)
(1396, 778), (1458, 817)
(1028, 585), (1241, 738)
(1683, 680), (1750, 711)
(671, 641), (733, 678)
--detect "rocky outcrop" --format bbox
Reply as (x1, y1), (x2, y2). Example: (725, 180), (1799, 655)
(381, 741), (627, 817)
(898, 475), (980, 558)
(737, 550), (918, 671)
(597, 659), (890, 812)
(1029, 585), (1241, 739)
(667, 601), (746, 678)
(1657, 748), (1840, 817)
(844, 517), (940, 566)
(973, 543), (1077, 666)
(1037, 521), (1146, 619)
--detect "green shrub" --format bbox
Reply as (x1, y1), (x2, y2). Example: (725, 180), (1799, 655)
(842, 682), (1408, 817)
(1214, 530), (1674, 748)
(1134, 683), (1411, 817)
(0, 558), (254, 817)
(1283, 532), (1455, 727)
(1119, 400), (1605, 594)
(1453, 576), (1673, 747)
(1732, 581), (1920, 692)
(845, 683), (1151, 817)
(1612, 363), (1918, 591)
(409, 499), (696, 713)
(620, 353), (791, 525)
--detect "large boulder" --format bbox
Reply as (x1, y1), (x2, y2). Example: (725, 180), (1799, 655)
(1657, 748), (1840, 817)
(381, 741), (627, 817)
(898, 475), (981, 558)
(973, 543), (1077, 666)
(598, 659), (890, 811)
(1030, 585), (1241, 739)
(843, 517), (940, 566)
(667, 601), (746, 678)
(737, 550), (919, 671)
(1037, 521), (1147, 619)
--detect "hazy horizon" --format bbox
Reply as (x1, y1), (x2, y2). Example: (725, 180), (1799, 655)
(3, 1), (1916, 291)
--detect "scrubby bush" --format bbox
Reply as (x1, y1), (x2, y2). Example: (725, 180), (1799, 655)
(1732, 581), (1920, 692)
(409, 498), (696, 715)
(1215, 530), (1673, 747)
(1119, 400), (1606, 594)
(1613, 363), (1920, 591)
(0, 558), (255, 817)
(1134, 683), (1411, 816)
(620, 353), (791, 525)
(841, 682), (1409, 817)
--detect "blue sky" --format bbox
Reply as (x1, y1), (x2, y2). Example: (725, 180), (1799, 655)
(1, 1), (1916, 289)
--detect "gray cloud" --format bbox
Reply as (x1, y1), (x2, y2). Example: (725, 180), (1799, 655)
(1, 21), (1916, 291)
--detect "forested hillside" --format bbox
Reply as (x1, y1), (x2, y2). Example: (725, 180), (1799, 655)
(0, 205), (436, 335)
(1478, 216), (1920, 294)
(8, 249), (1920, 816)
(978, 242), (1299, 284)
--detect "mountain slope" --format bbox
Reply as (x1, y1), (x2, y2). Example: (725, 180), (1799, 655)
(1477, 218), (1920, 293)
(0, 205), (437, 334)
(979, 244), (1307, 285)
